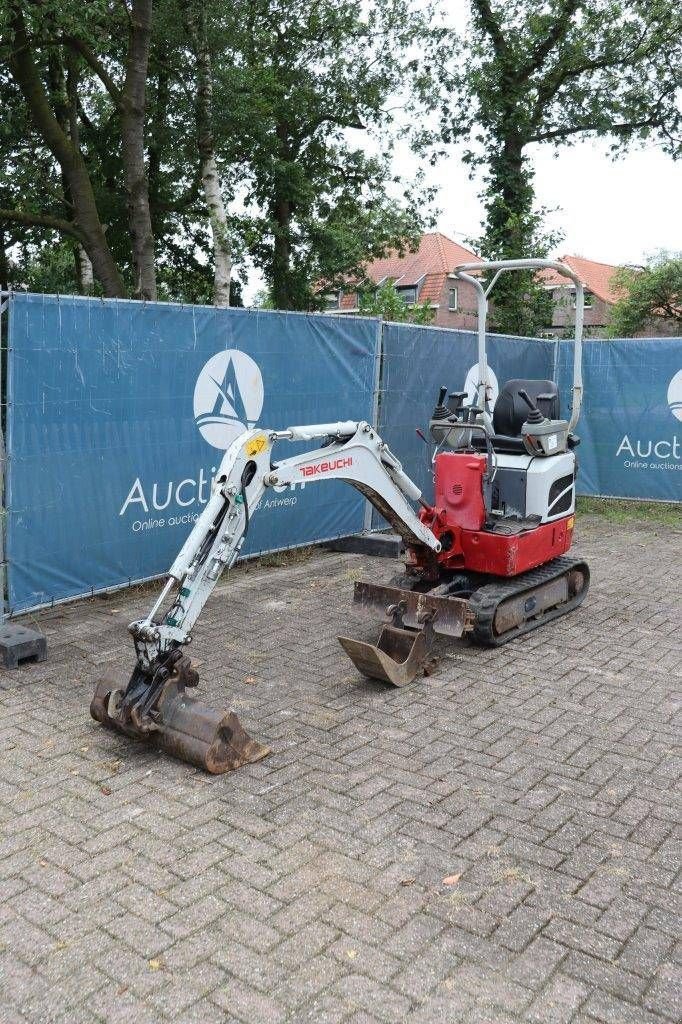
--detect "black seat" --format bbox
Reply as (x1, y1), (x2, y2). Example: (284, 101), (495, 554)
(493, 379), (560, 438)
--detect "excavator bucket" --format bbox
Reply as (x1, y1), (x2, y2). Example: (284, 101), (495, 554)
(338, 621), (435, 687)
(338, 581), (472, 686)
(90, 655), (269, 774)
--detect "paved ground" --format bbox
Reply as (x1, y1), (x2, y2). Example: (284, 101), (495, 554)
(0, 515), (680, 1024)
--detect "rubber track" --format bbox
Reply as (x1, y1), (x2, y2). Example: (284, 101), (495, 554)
(468, 556), (590, 647)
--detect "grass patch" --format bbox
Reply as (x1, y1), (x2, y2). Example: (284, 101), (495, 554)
(252, 545), (316, 569)
(576, 496), (680, 528)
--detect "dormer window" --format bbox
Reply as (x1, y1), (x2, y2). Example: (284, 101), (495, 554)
(396, 285), (417, 304)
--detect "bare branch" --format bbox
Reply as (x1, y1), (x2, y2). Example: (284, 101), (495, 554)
(61, 34), (122, 106)
(0, 207), (86, 243)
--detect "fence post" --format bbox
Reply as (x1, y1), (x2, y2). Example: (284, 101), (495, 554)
(0, 291), (48, 666)
(363, 317), (383, 534)
(0, 290), (8, 626)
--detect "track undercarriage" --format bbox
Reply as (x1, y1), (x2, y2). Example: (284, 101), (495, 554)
(338, 556), (590, 687)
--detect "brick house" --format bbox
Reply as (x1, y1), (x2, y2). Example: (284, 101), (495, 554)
(324, 232), (483, 329)
(538, 255), (624, 338)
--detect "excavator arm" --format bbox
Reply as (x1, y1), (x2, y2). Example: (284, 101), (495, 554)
(91, 420), (439, 772)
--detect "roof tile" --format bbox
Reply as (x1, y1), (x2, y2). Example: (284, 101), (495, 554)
(365, 232), (480, 288)
(538, 255), (625, 305)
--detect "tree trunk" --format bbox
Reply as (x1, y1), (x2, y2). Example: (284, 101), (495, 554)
(271, 195), (293, 310)
(481, 123), (551, 334)
(201, 154), (232, 307)
(182, 0), (232, 307)
(76, 246), (94, 293)
(6, 6), (125, 297)
(121, 0), (157, 300)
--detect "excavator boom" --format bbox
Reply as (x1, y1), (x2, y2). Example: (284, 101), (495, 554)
(91, 420), (440, 772)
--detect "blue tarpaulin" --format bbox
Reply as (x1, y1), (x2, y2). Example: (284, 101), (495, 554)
(5, 292), (680, 614)
(7, 293), (379, 612)
(557, 337), (682, 502)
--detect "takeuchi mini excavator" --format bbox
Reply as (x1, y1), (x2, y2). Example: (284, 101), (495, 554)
(91, 259), (589, 773)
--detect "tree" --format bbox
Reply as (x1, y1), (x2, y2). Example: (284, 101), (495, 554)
(436, 0), (682, 334)
(217, 0), (436, 310)
(1, 2), (126, 296)
(608, 253), (682, 336)
(0, 0), (436, 307)
(0, 1), (198, 298)
(180, 0), (233, 306)
(358, 280), (435, 324)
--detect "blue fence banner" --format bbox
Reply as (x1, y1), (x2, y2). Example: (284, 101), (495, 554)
(5, 293), (680, 614)
(7, 294), (380, 612)
(377, 323), (556, 504)
(558, 337), (682, 502)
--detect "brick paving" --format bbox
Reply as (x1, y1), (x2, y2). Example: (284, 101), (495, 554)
(0, 514), (680, 1024)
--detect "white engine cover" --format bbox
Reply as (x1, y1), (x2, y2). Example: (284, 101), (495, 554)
(493, 451), (576, 523)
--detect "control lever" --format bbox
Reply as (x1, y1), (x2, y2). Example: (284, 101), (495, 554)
(447, 390), (467, 416)
(518, 390), (545, 424)
(431, 385), (450, 421)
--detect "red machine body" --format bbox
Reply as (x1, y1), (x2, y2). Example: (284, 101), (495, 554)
(412, 452), (574, 578)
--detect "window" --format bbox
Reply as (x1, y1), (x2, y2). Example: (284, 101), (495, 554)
(573, 290), (594, 309)
(448, 287), (458, 311)
(396, 285), (417, 304)
(324, 292), (339, 310)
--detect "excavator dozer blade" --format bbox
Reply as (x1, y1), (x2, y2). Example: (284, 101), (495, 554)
(91, 677), (269, 774)
(350, 582), (472, 638)
(338, 623), (434, 687)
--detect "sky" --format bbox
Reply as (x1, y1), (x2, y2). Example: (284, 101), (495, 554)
(391, 136), (682, 268)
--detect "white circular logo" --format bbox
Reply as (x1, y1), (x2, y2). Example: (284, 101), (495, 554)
(193, 349), (264, 449)
(667, 369), (682, 422)
(463, 363), (499, 410)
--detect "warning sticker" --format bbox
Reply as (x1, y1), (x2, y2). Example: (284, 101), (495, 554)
(244, 434), (268, 456)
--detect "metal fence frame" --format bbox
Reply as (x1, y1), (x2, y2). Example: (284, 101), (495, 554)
(0, 289), (9, 626)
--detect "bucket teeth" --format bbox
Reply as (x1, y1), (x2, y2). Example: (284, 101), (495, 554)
(91, 672), (268, 774)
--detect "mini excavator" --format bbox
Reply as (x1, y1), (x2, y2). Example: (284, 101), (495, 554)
(91, 259), (589, 772)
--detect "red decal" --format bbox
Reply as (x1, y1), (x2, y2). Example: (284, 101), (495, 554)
(299, 457), (353, 478)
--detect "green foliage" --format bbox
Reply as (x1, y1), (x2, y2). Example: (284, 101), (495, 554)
(434, 0), (682, 334)
(0, 0), (436, 308)
(9, 239), (81, 294)
(608, 253), (682, 337)
(576, 496), (680, 526)
(358, 281), (435, 324)
(218, 0), (437, 310)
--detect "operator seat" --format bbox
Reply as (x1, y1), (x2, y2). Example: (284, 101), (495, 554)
(493, 379), (560, 438)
